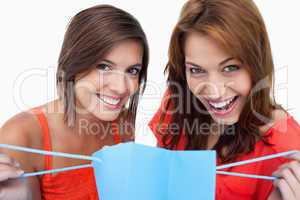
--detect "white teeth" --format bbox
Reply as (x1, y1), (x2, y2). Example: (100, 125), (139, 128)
(98, 95), (121, 106)
(208, 97), (235, 109)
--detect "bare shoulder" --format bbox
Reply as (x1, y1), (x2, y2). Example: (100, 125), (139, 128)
(0, 111), (42, 198)
(259, 109), (289, 133)
(0, 109), (44, 170)
(0, 110), (42, 146)
(271, 109), (289, 122)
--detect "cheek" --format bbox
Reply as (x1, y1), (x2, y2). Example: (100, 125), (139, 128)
(233, 72), (252, 97)
(127, 78), (140, 95)
(74, 80), (95, 103)
(74, 74), (99, 102)
(77, 72), (102, 92)
(186, 76), (205, 94)
(95, 73), (108, 90)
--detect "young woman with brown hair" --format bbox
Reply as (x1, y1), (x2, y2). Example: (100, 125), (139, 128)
(0, 4), (148, 200)
(149, 0), (300, 199)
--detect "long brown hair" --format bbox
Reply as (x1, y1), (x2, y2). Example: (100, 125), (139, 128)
(158, 0), (280, 162)
(56, 5), (149, 127)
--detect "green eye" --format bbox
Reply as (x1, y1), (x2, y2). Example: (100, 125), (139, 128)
(96, 64), (111, 71)
(223, 65), (240, 72)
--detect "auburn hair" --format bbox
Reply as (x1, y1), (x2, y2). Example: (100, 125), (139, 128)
(159, 0), (281, 162)
(56, 5), (149, 127)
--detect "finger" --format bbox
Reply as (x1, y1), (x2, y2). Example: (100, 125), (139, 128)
(276, 161), (300, 184)
(0, 153), (16, 166)
(268, 188), (282, 200)
(274, 167), (300, 196)
(286, 152), (300, 161)
(274, 169), (299, 199)
(286, 161), (300, 197)
(274, 178), (296, 200)
(0, 154), (21, 168)
(0, 178), (30, 199)
(273, 161), (300, 198)
(0, 165), (24, 182)
(278, 162), (292, 170)
(11, 159), (21, 168)
(287, 161), (300, 183)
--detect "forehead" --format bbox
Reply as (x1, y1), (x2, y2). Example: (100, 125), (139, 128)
(103, 39), (143, 66)
(184, 32), (232, 66)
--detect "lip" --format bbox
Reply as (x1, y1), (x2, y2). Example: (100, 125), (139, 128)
(205, 96), (236, 104)
(96, 93), (127, 110)
(97, 94), (123, 100)
(205, 96), (239, 117)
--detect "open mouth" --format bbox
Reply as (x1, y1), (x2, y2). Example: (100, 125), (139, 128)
(206, 96), (239, 116)
(96, 93), (122, 108)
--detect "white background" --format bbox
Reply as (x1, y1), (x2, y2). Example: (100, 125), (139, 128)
(0, 1), (299, 146)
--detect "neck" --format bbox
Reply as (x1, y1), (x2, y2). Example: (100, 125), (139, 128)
(74, 111), (112, 138)
(51, 99), (114, 139)
(210, 121), (227, 135)
(207, 122), (227, 149)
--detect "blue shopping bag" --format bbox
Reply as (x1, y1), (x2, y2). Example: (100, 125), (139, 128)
(0, 142), (295, 200)
(92, 142), (216, 200)
(0, 142), (216, 200)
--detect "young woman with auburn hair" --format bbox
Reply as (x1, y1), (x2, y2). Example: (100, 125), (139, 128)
(149, 0), (300, 199)
(0, 5), (148, 200)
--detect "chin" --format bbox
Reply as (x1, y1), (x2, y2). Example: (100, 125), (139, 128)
(210, 113), (240, 125)
(93, 110), (121, 122)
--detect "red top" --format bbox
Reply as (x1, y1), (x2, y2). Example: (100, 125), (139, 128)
(32, 108), (120, 200)
(148, 91), (300, 200)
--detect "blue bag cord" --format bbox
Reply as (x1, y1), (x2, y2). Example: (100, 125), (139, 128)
(22, 164), (93, 177)
(216, 171), (277, 181)
(216, 150), (298, 180)
(0, 143), (101, 178)
(0, 143), (298, 180)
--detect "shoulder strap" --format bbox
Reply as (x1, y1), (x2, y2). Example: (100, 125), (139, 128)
(111, 121), (120, 144)
(31, 108), (53, 170)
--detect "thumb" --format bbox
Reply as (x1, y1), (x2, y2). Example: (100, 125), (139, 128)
(0, 165), (24, 182)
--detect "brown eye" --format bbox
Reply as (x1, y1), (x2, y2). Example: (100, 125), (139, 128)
(127, 67), (141, 76)
(96, 64), (111, 71)
(186, 67), (206, 75)
(191, 68), (205, 74)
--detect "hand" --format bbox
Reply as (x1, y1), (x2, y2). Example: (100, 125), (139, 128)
(0, 153), (31, 200)
(0, 153), (24, 181)
(268, 151), (300, 200)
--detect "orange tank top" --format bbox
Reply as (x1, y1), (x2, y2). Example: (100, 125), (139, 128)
(32, 109), (120, 200)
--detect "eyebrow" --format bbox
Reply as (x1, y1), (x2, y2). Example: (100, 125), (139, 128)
(102, 59), (116, 66)
(185, 57), (235, 68)
(219, 57), (235, 66)
(101, 59), (142, 69)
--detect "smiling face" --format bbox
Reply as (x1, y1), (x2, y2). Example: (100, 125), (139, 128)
(184, 32), (252, 125)
(74, 39), (143, 121)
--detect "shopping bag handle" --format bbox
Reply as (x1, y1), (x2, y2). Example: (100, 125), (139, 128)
(1, 143), (298, 181)
(216, 150), (298, 181)
(0, 143), (102, 178)
(22, 164), (93, 177)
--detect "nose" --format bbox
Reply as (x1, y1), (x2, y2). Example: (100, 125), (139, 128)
(202, 73), (227, 100)
(107, 71), (129, 95)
